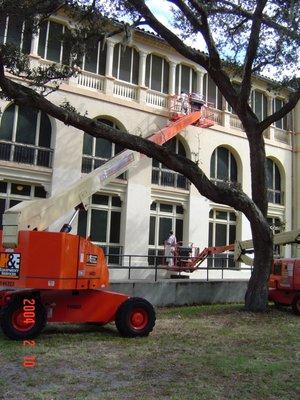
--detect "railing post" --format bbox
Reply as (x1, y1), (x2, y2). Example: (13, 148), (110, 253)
(128, 255), (131, 280)
(154, 255), (158, 282)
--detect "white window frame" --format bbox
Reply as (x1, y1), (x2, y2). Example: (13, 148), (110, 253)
(1, 16), (29, 52)
(38, 20), (67, 64)
(176, 64), (196, 94)
(146, 54), (169, 93)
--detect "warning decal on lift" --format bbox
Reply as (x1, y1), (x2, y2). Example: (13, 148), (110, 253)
(0, 253), (21, 279)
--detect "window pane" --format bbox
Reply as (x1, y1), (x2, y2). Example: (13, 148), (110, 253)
(119, 46), (131, 82)
(255, 91), (263, 122)
(112, 196), (121, 207)
(11, 183), (31, 196)
(230, 212), (236, 221)
(0, 105), (15, 141)
(132, 48), (139, 85)
(208, 75), (217, 107)
(215, 223), (227, 246)
(192, 69), (197, 92)
(274, 164), (281, 190)
(85, 39), (98, 73)
(175, 64), (180, 94)
(83, 133), (93, 155)
(0, 198), (5, 229)
(39, 112), (52, 148)
(180, 65), (190, 93)
(175, 219), (183, 242)
(230, 154), (237, 182)
(37, 22), (47, 59)
(217, 147), (229, 181)
(160, 204), (173, 213)
(151, 55), (162, 92)
(16, 106), (37, 145)
(149, 216), (156, 245)
(216, 211), (227, 220)
(176, 205), (184, 214)
(159, 217), (172, 245)
(6, 16), (23, 49)
(209, 209), (214, 218)
(145, 55), (150, 87)
(109, 211), (121, 243)
(34, 186), (47, 198)
(98, 43), (107, 76)
(90, 209), (107, 242)
(150, 202), (157, 211)
(266, 159), (273, 189)
(0, 182), (7, 193)
(22, 22), (32, 54)
(9, 200), (20, 208)
(47, 22), (63, 63)
(95, 137), (112, 158)
(208, 222), (213, 247)
(77, 209), (87, 238)
(92, 194), (108, 205)
(163, 60), (169, 94)
(0, 15), (6, 44)
(229, 225), (236, 244)
(113, 44), (119, 77)
(210, 150), (216, 179)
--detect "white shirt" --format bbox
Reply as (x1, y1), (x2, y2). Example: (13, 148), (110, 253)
(166, 234), (177, 246)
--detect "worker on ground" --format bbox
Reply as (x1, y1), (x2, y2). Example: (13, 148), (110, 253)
(165, 230), (177, 267)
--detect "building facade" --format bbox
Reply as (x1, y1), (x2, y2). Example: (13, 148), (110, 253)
(0, 14), (299, 280)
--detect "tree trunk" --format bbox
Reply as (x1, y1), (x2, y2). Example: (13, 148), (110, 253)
(245, 223), (273, 312)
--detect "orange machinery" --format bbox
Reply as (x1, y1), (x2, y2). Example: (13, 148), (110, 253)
(164, 230), (300, 315)
(0, 100), (214, 340)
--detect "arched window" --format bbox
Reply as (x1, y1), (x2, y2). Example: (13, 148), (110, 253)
(152, 137), (188, 189)
(0, 104), (52, 167)
(210, 147), (238, 185)
(175, 64), (197, 94)
(0, 15), (32, 53)
(38, 20), (70, 64)
(81, 118), (125, 178)
(251, 90), (268, 122)
(208, 209), (236, 268)
(113, 44), (139, 84)
(146, 54), (169, 94)
(266, 158), (282, 204)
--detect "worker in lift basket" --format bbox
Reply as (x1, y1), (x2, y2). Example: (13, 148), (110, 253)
(165, 230), (177, 267)
(178, 91), (189, 114)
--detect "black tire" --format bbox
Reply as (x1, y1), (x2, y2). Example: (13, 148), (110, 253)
(115, 297), (156, 338)
(0, 294), (47, 340)
(292, 294), (300, 315)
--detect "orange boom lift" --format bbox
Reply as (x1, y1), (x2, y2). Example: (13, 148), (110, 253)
(0, 97), (214, 340)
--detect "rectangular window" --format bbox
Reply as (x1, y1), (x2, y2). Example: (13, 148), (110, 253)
(109, 211), (121, 243)
(90, 209), (107, 242)
(15, 106), (37, 145)
(47, 22), (63, 63)
(11, 183), (31, 196)
(149, 216), (156, 245)
(159, 217), (172, 245)
(151, 55), (163, 92)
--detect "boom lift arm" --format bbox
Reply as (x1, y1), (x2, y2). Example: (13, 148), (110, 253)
(2, 108), (213, 248)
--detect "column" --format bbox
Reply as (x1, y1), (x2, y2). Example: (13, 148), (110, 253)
(30, 31), (39, 56)
(138, 51), (148, 104)
(105, 40), (115, 77)
(196, 69), (204, 95)
(138, 51), (148, 87)
(168, 61), (177, 96)
(104, 40), (116, 95)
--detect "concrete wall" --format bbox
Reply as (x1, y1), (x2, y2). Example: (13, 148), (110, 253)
(108, 279), (248, 306)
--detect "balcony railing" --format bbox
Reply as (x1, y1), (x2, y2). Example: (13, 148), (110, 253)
(0, 140), (53, 168)
(81, 155), (126, 179)
(152, 168), (189, 190)
(273, 128), (291, 145)
(146, 90), (168, 108)
(230, 114), (243, 130)
(267, 189), (284, 205)
(113, 80), (138, 101)
(75, 70), (105, 91)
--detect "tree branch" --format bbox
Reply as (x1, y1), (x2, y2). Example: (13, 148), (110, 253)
(259, 89), (300, 131)
(240, 0), (267, 106)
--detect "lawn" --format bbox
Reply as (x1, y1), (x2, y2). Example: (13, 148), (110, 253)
(0, 304), (299, 400)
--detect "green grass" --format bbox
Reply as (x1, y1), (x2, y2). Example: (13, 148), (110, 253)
(0, 304), (299, 400)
